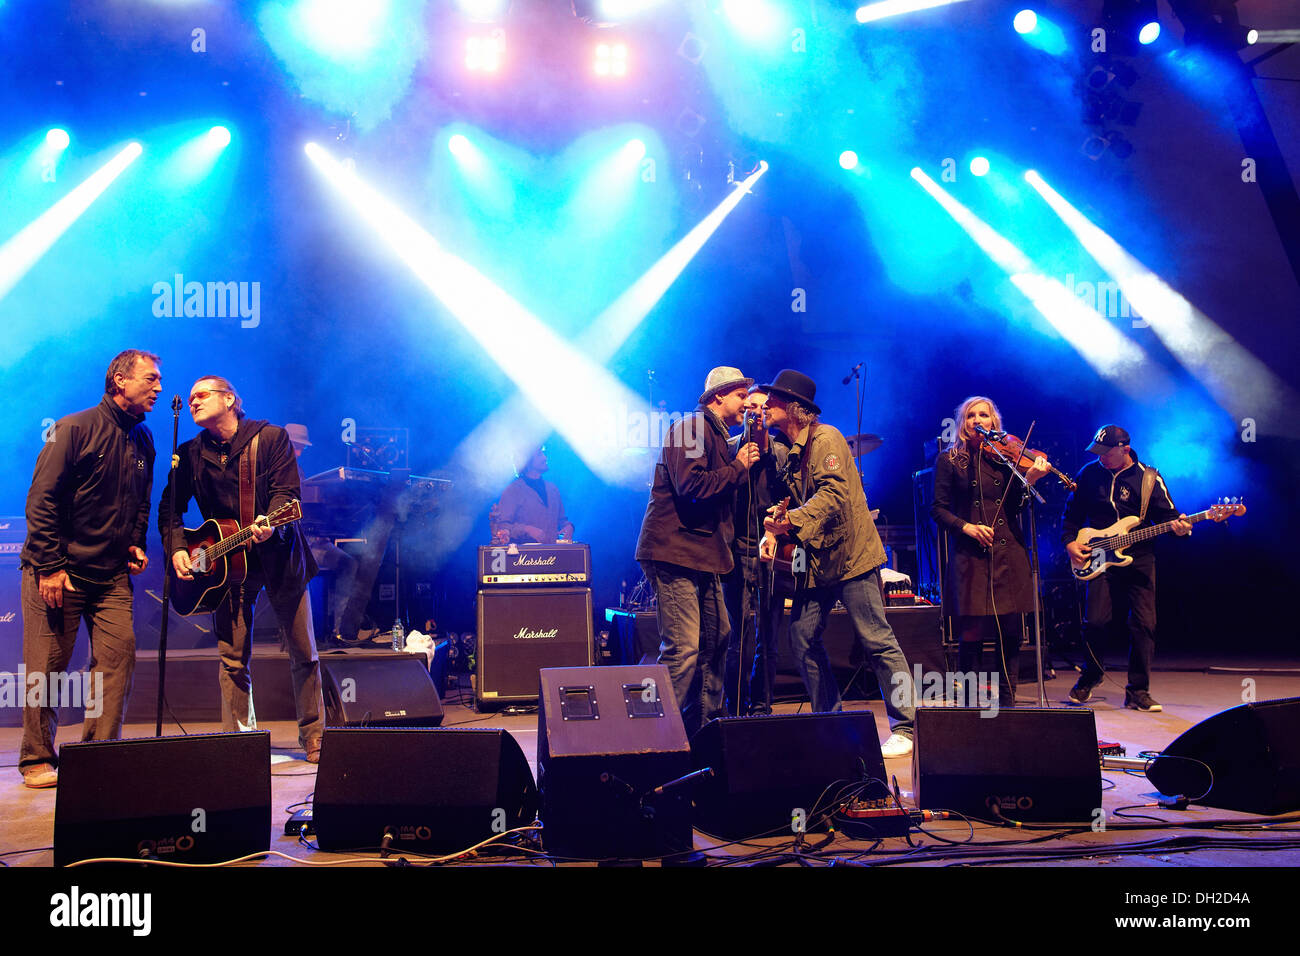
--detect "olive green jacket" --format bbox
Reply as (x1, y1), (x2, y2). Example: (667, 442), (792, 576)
(781, 423), (887, 587)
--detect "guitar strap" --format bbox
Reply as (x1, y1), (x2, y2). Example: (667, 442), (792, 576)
(1138, 465), (1157, 524)
(239, 432), (260, 528)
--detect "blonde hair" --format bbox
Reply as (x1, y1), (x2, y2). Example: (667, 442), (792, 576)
(946, 396), (1002, 465)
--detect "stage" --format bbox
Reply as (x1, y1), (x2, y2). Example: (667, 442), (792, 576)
(5, 650), (1299, 871)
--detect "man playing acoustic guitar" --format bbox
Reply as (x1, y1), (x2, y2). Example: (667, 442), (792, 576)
(1062, 425), (1191, 713)
(158, 376), (325, 762)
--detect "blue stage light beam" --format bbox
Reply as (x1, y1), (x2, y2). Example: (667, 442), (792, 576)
(840, 150), (859, 171)
(1024, 169), (1298, 431)
(910, 166), (1165, 396)
(304, 141), (653, 485)
(856, 0), (973, 24)
(582, 160), (769, 357)
(722, 0), (785, 42)
(46, 128), (70, 150)
(1139, 21), (1160, 45)
(969, 156), (990, 176)
(451, 159), (771, 498)
(0, 142), (142, 303)
(1013, 10), (1036, 34)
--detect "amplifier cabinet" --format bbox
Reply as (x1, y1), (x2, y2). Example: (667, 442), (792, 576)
(477, 587), (593, 705)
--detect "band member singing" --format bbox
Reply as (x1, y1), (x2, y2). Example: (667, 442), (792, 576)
(634, 367), (759, 737)
(931, 396), (1050, 708)
(759, 369), (915, 758)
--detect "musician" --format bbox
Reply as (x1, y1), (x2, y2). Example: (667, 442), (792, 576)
(495, 446), (574, 544)
(635, 367), (760, 736)
(931, 397), (1050, 709)
(723, 387), (789, 716)
(158, 377), (325, 762)
(758, 370), (914, 758)
(1062, 425), (1190, 713)
(18, 350), (160, 788)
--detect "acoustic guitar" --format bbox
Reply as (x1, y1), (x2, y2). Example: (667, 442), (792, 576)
(171, 499), (303, 615)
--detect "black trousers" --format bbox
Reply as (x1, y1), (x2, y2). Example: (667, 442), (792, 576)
(1080, 552), (1157, 692)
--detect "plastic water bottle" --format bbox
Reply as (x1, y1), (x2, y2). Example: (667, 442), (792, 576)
(391, 618), (405, 652)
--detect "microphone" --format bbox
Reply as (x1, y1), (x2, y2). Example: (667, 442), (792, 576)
(842, 362), (864, 385)
(171, 395), (183, 413)
(974, 424), (1006, 442)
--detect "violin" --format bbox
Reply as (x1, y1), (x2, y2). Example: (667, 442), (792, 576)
(978, 433), (1077, 492)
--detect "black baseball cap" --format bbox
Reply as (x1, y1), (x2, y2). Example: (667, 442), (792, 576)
(1086, 425), (1131, 454)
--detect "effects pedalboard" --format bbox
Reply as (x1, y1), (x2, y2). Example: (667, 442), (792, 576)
(838, 799), (950, 839)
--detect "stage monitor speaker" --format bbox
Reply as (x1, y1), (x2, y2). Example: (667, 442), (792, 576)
(537, 664), (692, 860)
(477, 587), (593, 705)
(1147, 696), (1300, 815)
(53, 731), (271, 867)
(313, 727), (538, 853)
(321, 656), (444, 727)
(913, 707), (1101, 822)
(690, 711), (888, 840)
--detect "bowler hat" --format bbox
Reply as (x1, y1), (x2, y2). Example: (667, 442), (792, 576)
(756, 369), (821, 415)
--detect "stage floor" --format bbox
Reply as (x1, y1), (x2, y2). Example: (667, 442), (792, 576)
(4, 654), (1299, 869)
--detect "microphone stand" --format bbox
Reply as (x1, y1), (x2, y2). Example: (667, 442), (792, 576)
(156, 395), (183, 737)
(978, 421), (1048, 707)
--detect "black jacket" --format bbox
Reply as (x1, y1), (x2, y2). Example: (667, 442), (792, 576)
(158, 419), (317, 593)
(634, 407), (747, 574)
(1061, 454), (1180, 557)
(21, 395), (155, 582)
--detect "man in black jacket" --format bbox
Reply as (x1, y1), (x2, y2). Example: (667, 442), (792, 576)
(634, 367), (759, 736)
(1062, 425), (1191, 713)
(19, 349), (160, 788)
(159, 376), (325, 761)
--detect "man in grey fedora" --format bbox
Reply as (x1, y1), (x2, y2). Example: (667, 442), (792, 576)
(634, 367), (760, 737)
(758, 369), (915, 758)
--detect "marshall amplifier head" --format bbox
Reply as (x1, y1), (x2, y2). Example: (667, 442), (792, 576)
(477, 587), (593, 706)
(478, 543), (591, 586)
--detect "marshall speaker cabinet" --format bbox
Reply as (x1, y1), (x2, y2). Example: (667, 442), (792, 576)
(476, 586), (593, 706)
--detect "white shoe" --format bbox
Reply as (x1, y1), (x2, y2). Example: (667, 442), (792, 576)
(880, 733), (913, 758)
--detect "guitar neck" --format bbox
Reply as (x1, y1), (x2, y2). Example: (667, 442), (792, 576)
(1111, 509), (1212, 549)
(206, 523), (259, 561)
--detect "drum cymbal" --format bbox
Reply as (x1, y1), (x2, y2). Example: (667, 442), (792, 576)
(845, 433), (884, 454)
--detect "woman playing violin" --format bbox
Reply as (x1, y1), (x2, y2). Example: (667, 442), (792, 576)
(931, 397), (1050, 707)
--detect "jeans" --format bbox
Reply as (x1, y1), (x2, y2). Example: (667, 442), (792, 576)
(788, 569), (915, 737)
(213, 566), (325, 748)
(19, 569), (136, 772)
(641, 560), (728, 738)
(1080, 552), (1156, 692)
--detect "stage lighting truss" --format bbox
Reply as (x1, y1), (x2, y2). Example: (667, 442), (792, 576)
(1081, 130), (1133, 161)
(1170, 0), (1258, 50)
(466, 31), (506, 72)
(593, 41), (629, 77)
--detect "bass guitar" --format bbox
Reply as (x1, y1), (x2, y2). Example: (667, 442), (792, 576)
(171, 499), (303, 615)
(1068, 499), (1244, 581)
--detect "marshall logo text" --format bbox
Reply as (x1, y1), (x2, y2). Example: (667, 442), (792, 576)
(512, 627), (559, 641)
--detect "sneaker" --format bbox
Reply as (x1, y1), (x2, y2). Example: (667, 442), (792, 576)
(880, 733), (913, 758)
(1125, 689), (1163, 713)
(1068, 679), (1099, 705)
(22, 763), (58, 789)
